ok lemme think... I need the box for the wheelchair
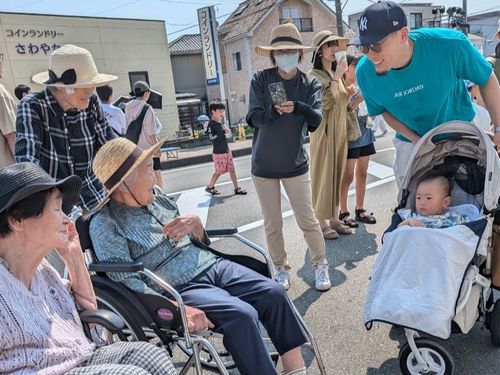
[76,214,326,374]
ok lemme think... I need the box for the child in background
[205,101,247,196]
[398,171,479,228]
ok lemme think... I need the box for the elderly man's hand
[184,305,214,332]
[163,215,204,242]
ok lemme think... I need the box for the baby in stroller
[397,171,480,229]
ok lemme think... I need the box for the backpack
[125,103,150,144]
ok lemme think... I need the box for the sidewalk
[160,138,253,169]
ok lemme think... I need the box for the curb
[161,146,253,169]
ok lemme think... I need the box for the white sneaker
[315,265,331,291]
[274,266,290,290]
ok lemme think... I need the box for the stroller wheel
[399,338,454,375]
[489,299,500,346]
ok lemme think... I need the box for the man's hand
[163,215,204,242]
[398,218,425,228]
[274,101,295,115]
[184,305,214,332]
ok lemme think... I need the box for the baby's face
[415,180,451,216]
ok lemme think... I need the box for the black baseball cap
[349,1,407,46]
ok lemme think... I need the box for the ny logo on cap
[393,21,399,27]
[359,16,368,32]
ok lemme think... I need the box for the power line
[94,0,142,16]
[7,0,45,11]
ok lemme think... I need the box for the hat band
[104,147,142,190]
[316,34,334,48]
[45,68,77,85]
[271,36,303,46]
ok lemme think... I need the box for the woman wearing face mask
[247,21,331,292]
[308,30,355,239]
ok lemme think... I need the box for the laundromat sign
[5,28,63,55]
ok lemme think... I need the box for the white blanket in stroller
[364,223,480,339]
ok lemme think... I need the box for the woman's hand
[55,221,82,262]
[333,59,348,81]
[163,215,205,242]
[184,305,214,332]
[274,101,295,115]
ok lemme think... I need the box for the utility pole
[462,0,467,22]
[334,0,344,36]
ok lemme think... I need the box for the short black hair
[96,85,113,103]
[495,41,500,58]
[0,188,56,238]
[14,84,31,100]
[209,101,226,114]
[347,54,360,66]
[417,171,453,196]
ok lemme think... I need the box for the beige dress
[308,68,348,220]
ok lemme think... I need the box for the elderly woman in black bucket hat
[246,20,330,292]
[0,162,176,374]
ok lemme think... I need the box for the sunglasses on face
[274,49,299,56]
[358,34,391,54]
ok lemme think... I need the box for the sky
[0,0,498,41]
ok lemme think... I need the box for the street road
[162,132,500,375]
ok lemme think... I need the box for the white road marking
[367,160,394,179]
[176,187,211,227]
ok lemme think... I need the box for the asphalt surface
[162,132,500,375]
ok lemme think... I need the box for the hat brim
[312,35,349,62]
[255,44,315,57]
[347,34,390,47]
[90,137,167,212]
[1,174,82,215]
[31,71,118,88]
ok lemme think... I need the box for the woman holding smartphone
[308,30,355,239]
[247,20,331,292]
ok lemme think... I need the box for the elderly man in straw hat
[90,137,310,375]
[15,44,117,212]
[246,20,331,291]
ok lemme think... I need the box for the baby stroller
[364,121,500,375]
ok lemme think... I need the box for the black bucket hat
[0,163,81,215]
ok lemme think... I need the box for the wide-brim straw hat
[92,137,167,210]
[255,20,314,57]
[32,44,117,88]
[311,30,349,62]
[0,162,81,215]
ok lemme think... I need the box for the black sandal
[339,211,359,228]
[234,187,247,195]
[205,186,221,195]
[355,208,376,224]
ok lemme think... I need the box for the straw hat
[311,30,349,62]
[32,44,117,88]
[92,137,166,207]
[0,162,81,215]
[255,20,314,57]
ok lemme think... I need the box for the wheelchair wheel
[399,338,455,375]
[489,299,500,346]
[95,289,148,342]
[177,333,237,370]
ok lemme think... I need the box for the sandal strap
[355,208,366,216]
[339,211,351,221]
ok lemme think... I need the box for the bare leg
[339,159,357,215]
[207,173,220,189]
[354,156,370,210]
[229,170,239,189]
[281,347,306,373]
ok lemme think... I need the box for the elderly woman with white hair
[0,162,176,374]
[15,44,117,212]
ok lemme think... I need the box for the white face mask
[274,52,299,73]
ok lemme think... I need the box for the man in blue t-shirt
[350,1,500,188]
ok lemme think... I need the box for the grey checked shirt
[15,88,115,210]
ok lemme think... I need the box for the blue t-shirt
[356,28,492,142]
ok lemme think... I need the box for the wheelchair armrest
[88,262,144,273]
[79,309,125,332]
[205,228,238,236]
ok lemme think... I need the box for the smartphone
[268,82,287,105]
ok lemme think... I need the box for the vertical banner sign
[198,6,219,85]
